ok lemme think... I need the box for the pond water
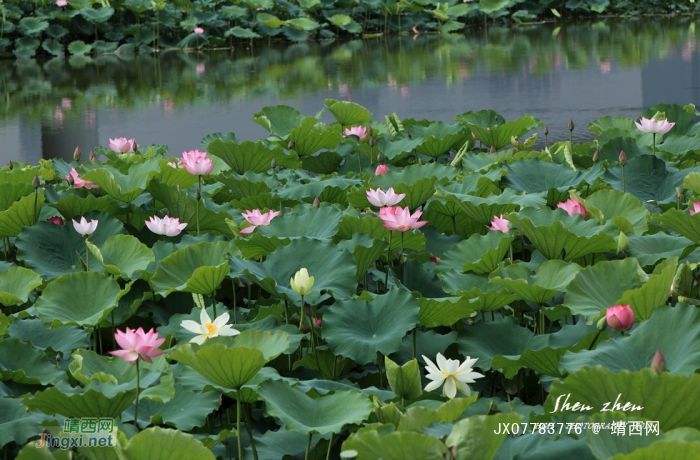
[1,17,698,165]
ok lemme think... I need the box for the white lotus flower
[422,353,484,399]
[181,309,240,345]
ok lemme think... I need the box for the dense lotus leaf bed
[1,100,700,458]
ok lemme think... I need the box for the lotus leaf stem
[237,391,243,460]
[134,360,140,429]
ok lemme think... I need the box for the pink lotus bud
[543,126,549,135]
[32,175,40,189]
[369,137,375,147]
[89,149,97,161]
[8,161,13,170]
[377,151,383,162]
[557,198,588,219]
[606,304,634,332]
[619,149,627,166]
[313,197,321,208]
[592,149,600,162]
[314,317,322,327]
[651,349,667,374]
[194,27,204,35]
[73,146,81,162]
[568,119,574,132]
[375,164,389,176]
[46,216,64,225]
[690,202,700,216]
[271,157,277,169]
[430,256,440,264]
[489,145,496,153]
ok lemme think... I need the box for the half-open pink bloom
[56,0,67,7]
[194,27,204,35]
[65,168,99,189]
[109,327,165,365]
[635,117,675,135]
[366,187,406,207]
[557,198,588,219]
[344,126,368,141]
[47,216,64,225]
[606,305,634,332]
[379,206,428,232]
[240,209,281,234]
[181,149,213,176]
[375,164,389,176]
[145,215,188,237]
[690,202,700,216]
[72,217,98,236]
[486,214,510,233]
[109,137,135,153]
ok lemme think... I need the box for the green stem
[233,283,238,324]
[652,133,656,156]
[378,352,384,388]
[299,294,305,331]
[211,290,217,318]
[357,150,362,174]
[412,328,417,359]
[399,231,404,260]
[305,433,312,460]
[85,237,90,271]
[385,231,393,290]
[588,329,602,350]
[245,404,259,460]
[326,433,334,460]
[135,360,140,429]
[111,311,115,349]
[237,392,243,460]
[621,165,626,193]
[196,175,201,236]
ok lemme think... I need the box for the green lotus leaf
[150,241,232,297]
[446,413,522,460]
[610,440,700,459]
[50,193,124,220]
[294,347,354,380]
[323,287,420,364]
[543,367,700,431]
[41,39,64,57]
[252,105,306,139]
[562,258,646,320]
[490,260,581,305]
[497,425,592,458]
[477,0,511,14]
[286,17,319,31]
[229,329,290,360]
[0,266,42,306]
[327,14,352,27]
[337,214,426,252]
[374,162,457,187]
[604,156,696,204]
[628,233,699,267]
[33,271,124,328]
[0,397,52,449]
[24,383,137,418]
[80,7,114,23]
[226,26,261,39]
[458,317,549,370]
[122,426,215,460]
[408,122,469,159]
[258,205,343,241]
[67,40,93,56]
[87,234,154,280]
[0,192,44,238]
[342,424,447,459]
[81,159,161,202]
[234,232,289,259]
[507,207,618,261]
[277,176,359,202]
[148,180,234,237]
[560,302,700,376]
[348,177,438,211]
[0,182,34,211]
[0,338,65,385]
[337,233,387,279]
[598,136,646,163]
[449,232,515,275]
[288,117,342,157]
[459,114,541,150]
[585,189,649,235]
[19,17,49,36]
[418,296,476,328]
[505,159,605,194]
[654,208,700,244]
[128,385,219,431]
[385,357,422,402]
[208,139,298,174]
[424,199,481,238]
[325,99,372,126]
[376,137,423,162]
[301,151,343,174]
[441,187,545,224]
[437,271,517,311]
[258,379,372,435]
[617,258,676,321]
[7,319,89,355]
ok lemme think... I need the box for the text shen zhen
[549,393,644,414]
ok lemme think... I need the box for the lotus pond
[1,100,700,459]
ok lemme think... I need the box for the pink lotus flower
[72,217,98,236]
[56,0,67,7]
[344,126,368,141]
[430,256,440,264]
[606,304,634,332]
[375,164,389,176]
[240,209,281,234]
[557,198,588,219]
[690,202,700,216]
[109,137,135,153]
[47,216,64,225]
[145,215,188,236]
[379,206,428,232]
[635,117,675,135]
[194,27,204,35]
[109,327,165,365]
[366,187,406,207]
[65,168,99,189]
[181,149,214,176]
[486,214,510,233]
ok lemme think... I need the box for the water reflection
[1,18,698,164]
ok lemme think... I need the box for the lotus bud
[489,145,496,154]
[8,161,13,170]
[592,149,600,162]
[672,262,693,298]
[606,304,634,332]
[195,188,201,201]
[89,149,97,161]
[369,136,375,147]
[651,349,667,374]
[543,126,549,136]
[73,146,81,162]
[368,127,374,137]
[676,187,684,200]
[312,196,320,208]
[288,140,294,150]
[617,231,630,254]
[32,174,41,189]
[596,316,607,331]
[568,119,574,132]
[376,151,383,162]
[271,158,277,169]
[471,132,478,141]
[619,150,627,166]
[314,317,322,327]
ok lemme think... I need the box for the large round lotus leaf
[82,158,161,203]
[0,397,52,449]
[23,383,137,418]
[441,187,545,225]
[33,271,123,328]
[603,155,692,204]
[258,205,343,241]
[127,385,219,432]
[489,260,580,305]
[69,350,167,391]
[446,413,521,460]
[418,297,476,328]
[150,241,232,297]
[7,318,89,355]
[324,98,372,126]
[87,234,154,280]
[261,238,357,304]
[0,338,65,385]
[16,214,124,280]
[563,258,645,319]
[507,207,618,261]
[505,159,605,194]
[342,424,447,460]
[654,208,700,243]
[440,231,514,275]
[323,287,420,364]
[0,192,44,238]
[585,189,649,235]
[544,367,700,431]
[258,379,373,435]
[123,426,215,460]
[252,104,305,138]
[0,266,42,306]
[560,302,700,376]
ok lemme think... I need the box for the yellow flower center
[204,322,218,336]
